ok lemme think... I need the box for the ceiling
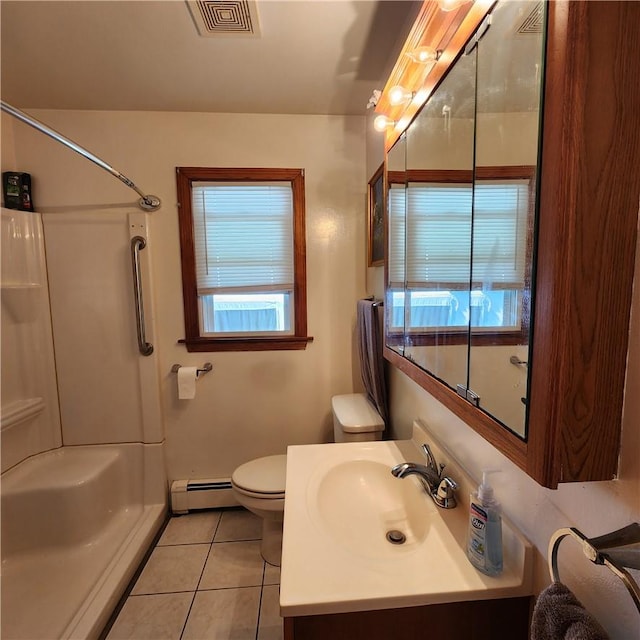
[0,0,421,116]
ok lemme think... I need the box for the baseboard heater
[170,478,239,514]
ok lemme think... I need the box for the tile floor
[104,509,282,640]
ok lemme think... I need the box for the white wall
[366,111,385,299]
[1,112,17,169]
[9,109,368,480]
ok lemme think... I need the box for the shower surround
[1,207,167,638]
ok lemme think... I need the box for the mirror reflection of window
[389,173,531,333]
[384,0,546,438]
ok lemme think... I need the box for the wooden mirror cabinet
[379,0,640,488]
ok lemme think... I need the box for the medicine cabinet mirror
[386,0,542,439]
[382,0,640,488]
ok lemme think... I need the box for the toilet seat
[231,454,286,499]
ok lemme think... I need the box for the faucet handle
[421,443,436,466]
[434,476,458,509]
[421,443,444,477]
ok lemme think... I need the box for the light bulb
[438,0,469,12]
[373,115,394,132]
[388,85,413,106]
[405,46,439,64]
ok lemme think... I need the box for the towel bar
[549,524,640,614]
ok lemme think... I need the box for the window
[387,167,534,337]
[176,167,312,351]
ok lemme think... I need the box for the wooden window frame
[176,167,312,352]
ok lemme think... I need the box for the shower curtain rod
[1,101,161,212]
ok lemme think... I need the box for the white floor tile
[214,509,262,542]
[104,508,278,639]
[158,512,221,546]
[257,584,283,640]
[199,540,264,589]
[181,587,261,640]
[263,562,280,586]
[106,592,193,640]
[131,544,210,595]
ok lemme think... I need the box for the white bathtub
[1,444,167,640]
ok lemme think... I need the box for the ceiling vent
[516,2,544,34]
[187,0,261,37]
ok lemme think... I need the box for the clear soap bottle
[467,470,503,576]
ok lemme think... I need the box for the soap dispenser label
[471,502,488,526]
[468,502,488,563]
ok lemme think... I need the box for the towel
[356,299,388,427]
[531,582,610,640]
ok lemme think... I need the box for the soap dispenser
[467,470,503,576]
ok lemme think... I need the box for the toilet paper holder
[171,362,213,378]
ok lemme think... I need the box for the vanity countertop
[280,428,533,617]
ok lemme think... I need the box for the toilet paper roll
[177,366,198,400]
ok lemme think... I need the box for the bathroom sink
[281,427,533,617]
[308,458,430,559]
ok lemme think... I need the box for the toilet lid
[231,454,287,495]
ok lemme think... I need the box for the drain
[386,529,406,545]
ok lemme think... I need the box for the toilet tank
[331,393,385,442]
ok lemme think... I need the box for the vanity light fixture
[388,85,416,107]
[438,0,471,11]
[405,46,442,64]
[373,115,397,132]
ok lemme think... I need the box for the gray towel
[531,582,610,640]
[356,299,388,427]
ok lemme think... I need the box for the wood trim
[291,169,308,338]
[175,167,311,352]
[406,169,472,183]
[285,596,532,640]
[180,335,313,352]
[388,331,527,348]
[368,163,385,267]
[403,166,535,183]
[527,0,640,485]
[385,345,528,465]
[176,167,200,342]
[283,617,295,640]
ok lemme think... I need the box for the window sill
[180,335,314,352]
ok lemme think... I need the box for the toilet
[230,393,385,566]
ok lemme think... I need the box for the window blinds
[192,183,294,295]
[388,179,529,289]
[472,181,529,287]
[406,183,473,287]
[388,184,406,286]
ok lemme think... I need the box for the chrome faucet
[391,443,458,509]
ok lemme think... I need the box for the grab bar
[130,236,153,356]
[1,101,161,212]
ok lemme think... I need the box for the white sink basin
[309,458,429,559]
[281,430,533,617]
